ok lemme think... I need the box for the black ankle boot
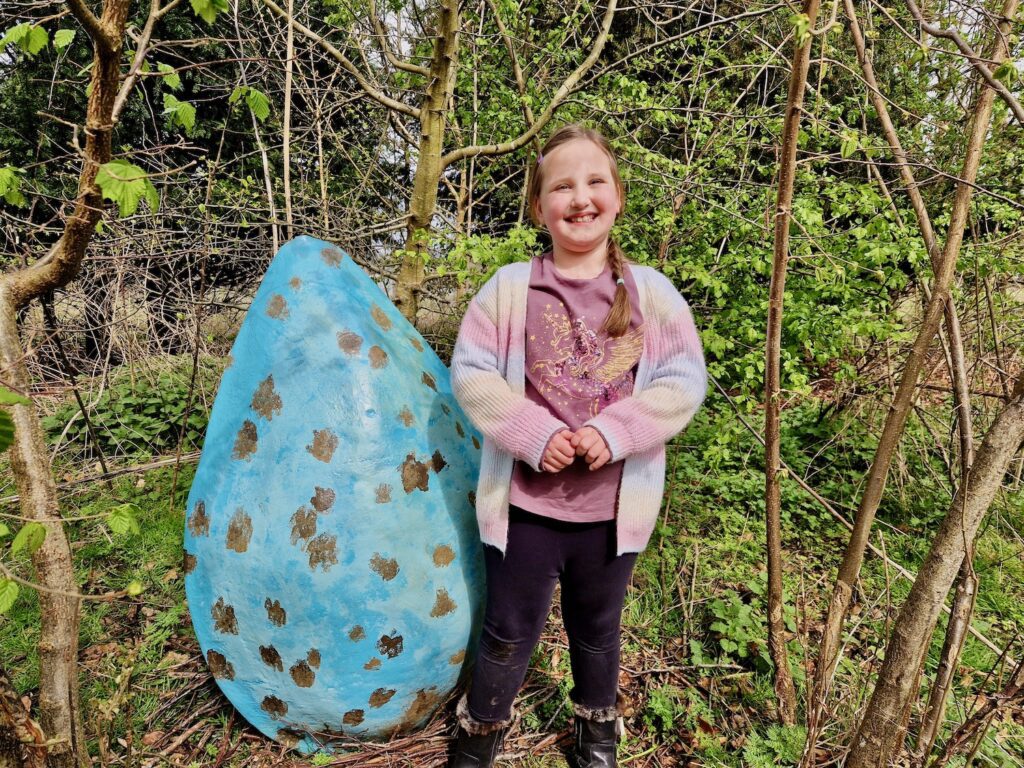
[448,695,510,768]
[448,726,507,767]
[571,712,619,768]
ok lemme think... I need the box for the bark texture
[0,2,132,766]
[846,376,1024,768]
[762,0,820,727]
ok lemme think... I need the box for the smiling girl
[448,124,707,767]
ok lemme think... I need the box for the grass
[2,388,1023,766]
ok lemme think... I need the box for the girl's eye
[590,178,606,185]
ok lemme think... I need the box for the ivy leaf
[11,522,47,555]
[190,0,228,24]
[157,62,181,91]
[96,159,159,217]
[163,93,196,133]
[107,504,141,536]
[0,580,18,614]
[53,29,75,50]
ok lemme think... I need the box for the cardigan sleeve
[451,276,569,471]
[583,273,707,462]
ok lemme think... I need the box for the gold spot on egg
[455,421,465,438]
[232,420,258,460]
[376,632,403,659]
[449,649,466,665]
[321,246,344,266]
[422,372,437,391]
[311,487,336,512]
[260,645,283,671]
[431,450,447,473]
[265,598,287,626]
[307,648,321,668]
[375,484,392,503]
[472,436,480,450]
[397,407,414,427]
[370,553,399,581]
[369,688,396,708]
[225,508,252,553]
[212,598,238,634]
[307,534,338,571]
[337,330,363,355]
[187,500,209,536]
[343,709,364,726]
[290,506,317,545]
[368,346,389,369]
[251,375,283,420]
[371,305,392,331]
[468,491,476,507]
[207,650,234,679]
[431,588,457,617]
[433,545,455,567]
[410,337,424,352]
[289,276,302,290]
[364,658,381,670]
[266,294,289,319]
[399,688,441,730]
[261,695,288,719]
[290,660,315,688]
[349,625,366,642]
[306,429,338,462]
[400,454,430,494]
[440,404,450,415]
[183,552,197,574]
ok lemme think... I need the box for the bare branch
[367,0,430,77]
[440,0,619,167]
[261,0,421,119]
[904,0,1024,124]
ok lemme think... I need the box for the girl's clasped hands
[540,426,610,473]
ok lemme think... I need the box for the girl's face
[533,139,622,263]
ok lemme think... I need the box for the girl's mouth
[566,214,596,223]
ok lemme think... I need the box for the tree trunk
[806,0,1015,743]
[0,2,133,766]
[763,0,820,727]
[846,376,1024,768]
[394,0,460,322]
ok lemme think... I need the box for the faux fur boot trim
[572,700,620,723]
[456,693,514,735]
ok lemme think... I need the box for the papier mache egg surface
[184,236,485,752]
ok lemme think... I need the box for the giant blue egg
[184,236,485,752]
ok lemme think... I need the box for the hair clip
[615,277,625,286]
[536,153,544,165]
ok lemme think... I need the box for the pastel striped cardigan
[451,259,707,555]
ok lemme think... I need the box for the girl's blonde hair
[527,124,631,338]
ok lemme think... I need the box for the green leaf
[157,62,181,90]
[11,522,46,555]
[0,386,30,406]
[1,23,48,56]
[95,159,159,217]
[190,0,228,24]
[126,580,144,597]
[0,166,27,206]
[53,28,75,50]
[245,88,271,122]
[0,523,10,538]
[790,13,811,47]
[840,131,859,159]
[993,60,1018,85]
[163,93,196,132]
[0,580,18,614]
[0,411,14,452]
[107,504,141,536]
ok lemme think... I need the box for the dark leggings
[466,506,638,723]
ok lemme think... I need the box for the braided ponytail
[601,239,631,337]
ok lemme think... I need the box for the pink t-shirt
[509,254,645,522]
